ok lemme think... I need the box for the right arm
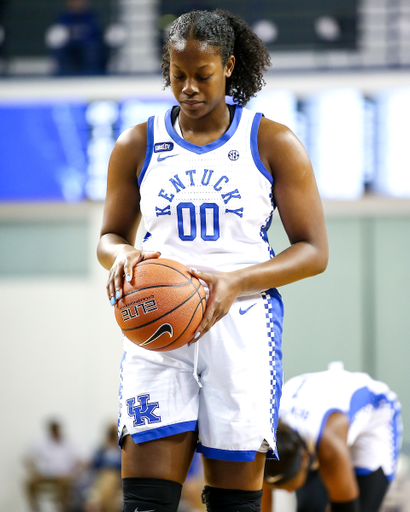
[97,122,160,303]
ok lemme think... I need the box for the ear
[225,55,235,78]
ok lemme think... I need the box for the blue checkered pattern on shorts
[262,290,276,433]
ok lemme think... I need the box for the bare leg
[55,477,73,512]
[26,477,41,512]
[203,451,267,490]
[122,431,198,484]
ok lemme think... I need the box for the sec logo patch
[228,150,240,161]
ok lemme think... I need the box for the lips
[182,101,203,108]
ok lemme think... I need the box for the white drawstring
[193,339,202,388]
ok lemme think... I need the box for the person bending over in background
[264,363,402,512]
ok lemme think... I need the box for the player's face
[169,39,234,119]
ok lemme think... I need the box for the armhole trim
[315,408,345,451]
[250,113,273,185]
[138,115,155,187]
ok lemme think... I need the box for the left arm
[192,118,328,338]
[317,412,359,503]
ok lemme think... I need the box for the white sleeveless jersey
[279,367,402,480]
[138,106,275,274]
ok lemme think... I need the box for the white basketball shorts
[118,288,284,462]
[349,396,402,481]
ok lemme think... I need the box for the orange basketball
[114,258,206,351]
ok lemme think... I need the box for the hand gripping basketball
[114,258,206,351]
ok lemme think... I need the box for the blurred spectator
[0,0,8,72]
[45,0,107,75]
[24,419,82,512]
[158,0,212,56]
[84,423,122,512]
[178,452,206,512]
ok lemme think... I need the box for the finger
[123,262,135,284]
[141,251,162,261]
[190,318,214,343]
[190,267,209,280]
[113,262,126,303]
[124,251,161,283]
[124,251,145,281]
[193,301,216,338]
[107,268,116,305]
[187,333,199,346]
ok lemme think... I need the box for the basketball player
[97,9,328,512]
[264,363,402,512]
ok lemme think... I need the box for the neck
[179,100,230,137]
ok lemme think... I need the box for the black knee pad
[201,485,263,512]
[123,477,182,512]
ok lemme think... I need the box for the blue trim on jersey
[260,212,275,259]
[316,408,344,451]
[390,402,402,481]
[355,467,372,476]
[130,420,197,444]
[138,115,155,186]
[117,351,126,445]
[164,105,243,154]
[197,443,257,462]
[142,231,152,243]
[262,288,284,460]
[349,387,388,419]
[250,113,274,189]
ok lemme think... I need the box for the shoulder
[258,116,307,159]
[256,115,313,181]
[109,121,148,175]
[116,121,148,153]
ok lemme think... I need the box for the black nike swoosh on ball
[139,324,173,346]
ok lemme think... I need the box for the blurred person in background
[45,0,107,75]
[24,418,83,512]
[158,0,212,56]
[264,363,402,512]
[0,0,8,73]
[84,422,122,512]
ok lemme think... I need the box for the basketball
[114,258,206,351]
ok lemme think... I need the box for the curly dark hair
[161,9,271,106]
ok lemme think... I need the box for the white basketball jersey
[138,106,275,273]
[279,367,402,480]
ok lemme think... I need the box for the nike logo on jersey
[239,303,257,315]
[140,323,173,346]
[157,153,178,162]
[134,508,154,512]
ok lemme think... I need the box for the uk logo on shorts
[228,149,240,161]
[126,394,161,426]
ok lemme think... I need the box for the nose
[182,78,199,96]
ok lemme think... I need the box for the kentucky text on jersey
[156,169,244,219]
[139,106,274,273]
